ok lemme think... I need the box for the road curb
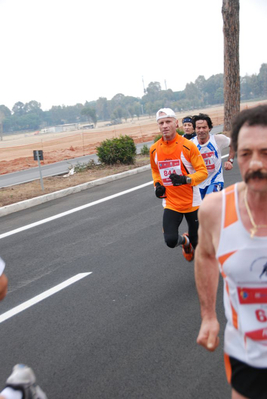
[0,165,151,218]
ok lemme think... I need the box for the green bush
[140,144,150,155]
[154,134,162,143]
[96,135,136,165]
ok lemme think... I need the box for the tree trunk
[222,0,240,132]
[0,111,4,141]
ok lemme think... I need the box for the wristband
[186,176,192,184]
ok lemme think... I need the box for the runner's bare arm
[149,147,162,185]
[224,141,235,170]
[195,193,222,351]
[0,274,8,301]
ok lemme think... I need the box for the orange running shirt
[150,134,208,213]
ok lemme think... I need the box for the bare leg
[232,388,249,399]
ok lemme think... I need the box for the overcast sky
[0,0,266,111]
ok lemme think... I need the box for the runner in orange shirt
[150,108,208,262]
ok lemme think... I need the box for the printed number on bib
[256,309,267,323]
[202,151,215,172]
[158,160,181,186]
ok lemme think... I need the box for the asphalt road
[0,160,241,398]
[0,142,150,188]
[0,125,223,188]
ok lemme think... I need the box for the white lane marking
[0,182,153,239]
[0,273,92,324]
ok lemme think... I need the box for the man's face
[237,124,267,193]
[157,115,178,141]
[183,122,194,135]
[195,120,211,144]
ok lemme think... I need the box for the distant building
[79,123,94,129]
[40,123,79,134]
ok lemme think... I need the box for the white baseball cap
[156,108,176,122]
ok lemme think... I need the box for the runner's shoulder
[183,138,198,151]
[150,140,159,154]
[199,191,223,221]
[214,133,230,147]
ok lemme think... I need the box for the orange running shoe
[182,233,194,262]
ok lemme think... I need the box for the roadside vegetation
[96,135,136,165]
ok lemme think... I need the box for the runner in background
[0,364,47,399]
[0,257,8,301]
[0,259,47,399]
[150,108,207,262]
[191,113,235,199]
[182,116,196,140]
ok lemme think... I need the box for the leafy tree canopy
[2,64,266,133]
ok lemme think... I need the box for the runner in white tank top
[192,113,234,199]
[217,183,267,368]
[192,134,230,192]
[194,104,267,399]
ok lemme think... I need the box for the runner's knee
[164,234,178,248]
[164,234,185,248]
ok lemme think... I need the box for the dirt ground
[1,101,266,175]
[0,103,225,174]
[1,100,266,207]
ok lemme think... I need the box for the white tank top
[216,184,267,367]
[192,135,224,189]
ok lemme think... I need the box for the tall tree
[258,63,267,97]
[81,107,97,126]
[24,100,42,114]
[222,0,240,131]
[12,101,25,116]
[96,97,110,121]
[146,82,161,95]
[0,105,11,118]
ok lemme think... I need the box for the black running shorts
[224,354,267,399]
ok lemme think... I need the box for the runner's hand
[196,318,220,352]
[169,174,186,186]
[155,183,166,198]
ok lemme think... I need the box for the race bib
[202,151,215,173]
[158,160,181,186]
[237,286,267,342]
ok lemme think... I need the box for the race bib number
[158,160,181,186]
[202,151,215,172]
[237,286,267,341]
